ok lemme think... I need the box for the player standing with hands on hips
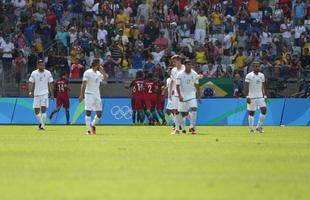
[244,61,267,134]
[79,59,109,135]
[28,60,54,131]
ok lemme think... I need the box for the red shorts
[57,94,69,109]
[156,95,165,110]
[133,95,144,110]
[144,94,157,109]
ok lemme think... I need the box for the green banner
[199,78,234,97]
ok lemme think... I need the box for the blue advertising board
[0,97,309,126]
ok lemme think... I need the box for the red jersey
[130,79,144,97]
[144,79,159,95]
[56,78,69,96]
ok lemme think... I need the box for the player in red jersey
[143,72,159,125]
[156,80,167,125]
[128,71,145,124]
[49,73,70,124]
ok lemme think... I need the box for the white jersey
[29,69,53,96]
[82,68,103,97]
[176,69,199,101]
[171,65,185,97]
[245,72,265,99]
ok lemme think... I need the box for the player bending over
[79,59,108,135]
[244,61,267,133]
[49,73,70,124]
[28,60,54,131]
[176,59,201,134]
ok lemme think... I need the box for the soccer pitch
[0,126,309,200]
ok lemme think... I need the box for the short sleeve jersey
[170,65,185,97]
[176,69,199,101]
[29,69,54,96]
[82,69,103,97]
[245,72,265,98]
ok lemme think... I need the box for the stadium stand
[0,0,309,97]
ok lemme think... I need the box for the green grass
[0,125,310,200]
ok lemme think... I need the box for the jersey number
[58,84,65,92]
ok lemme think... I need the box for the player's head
[37,59,45,72]
[171,54,182,67]
[61,72,68,79]
[91,59,100,70]
[252,61,260,74]
[184,59,192,73]
[136,70,144,79]
[146,72,154,80]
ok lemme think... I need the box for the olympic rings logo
[110,106,132,120]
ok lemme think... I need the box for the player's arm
[99,65,109,80]
[49,82,54,100]
[79,81,86,103]
[169,79,175,100]
[28,82,34,97]
[195,83,201,103]
[244,81,250,104]
[176,78,183,102]
[262,81,267,101]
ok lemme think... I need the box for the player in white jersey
[28,60,54,131]
[176,59,201,134]
[169,55,185,134]
[79,59,108,135]
[244,61,267,133]
[165,67,175,128]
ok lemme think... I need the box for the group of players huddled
[128,55,202,134]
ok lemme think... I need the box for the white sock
[191,111,197,128]
[248,115,254,129]
[188,112,193,128]
[180,116,186,131]
[169,113,175,124]
[257,114,266,128]
[175,113,180,131]
[85,116,91,132]
[36,113,42,125]
[41,113,46,128]
[91,115,101,126]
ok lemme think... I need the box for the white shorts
[166,99,174,110]
[178,98,198,113]
[170,96,180,110]
[33,94,49,108]
[85,94,102,111]
[247,98,266,111]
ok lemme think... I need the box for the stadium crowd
[0,0,309,97]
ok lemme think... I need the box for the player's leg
[247,99,256,133]
[178,101,188,133]
[172,96,181,134]
[257,99,267,133]
[40,94,49,129]
[144,98,153,125]
[49,96,62,120]
[40,106,47,130]
[85,110,92,135]
[90,97,102,134]
[189,107,198,134]
[33,96,42,129]
[157,96,166,125]
[63,97,70,124]
[131,98,137,124]
[166,99,175,128]
[136,97,145,124]
[84,94,92,134]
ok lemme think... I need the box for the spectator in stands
[203,62,217,78]
[137,0,150,22]
[103,52,118,78]
[143,55,155,71]
[0,37,14,80]
[195,9,208,45]
[292,78,310,98]
[233,47,247,77]
[294,20,307,46]
[233,73,243,98]
[57,52,70,78]
[154,31,169,51]
[70,59,83,78]
[300,47,310,78]
[292,0,307,24]
[14,51,27,83]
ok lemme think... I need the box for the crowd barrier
[0,98,309,126]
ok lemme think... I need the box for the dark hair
[92,59,100,66]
